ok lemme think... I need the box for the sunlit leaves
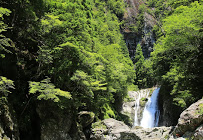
[151,1,203,108]
[0,7,14,57]
[0,76,14,96]
[29,78,71,102]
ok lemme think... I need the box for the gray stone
[0,101,19,140]
[193,124,203,140]
[172,98,203,137]
[37,102,73,140]
[91,118,172,140]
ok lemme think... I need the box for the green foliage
[134,44,154,88]
[101,103,116,119]
[127,84,139,91]
[29,78,71,102]
[91,121,107,130]
[151,1,203,108]
[0,0,134,134]
[134,44,144,87]
[136,4,145,35]
[0,76,14,96]
[0,7,14,58]
[197,103,203,115]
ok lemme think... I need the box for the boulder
[193,124,203,140]
[91,118,132,140]
[131,126,173,140]
[78,111,95,128]
[172,98,203,139]
[37,101,73,140]
[91,118,172,140]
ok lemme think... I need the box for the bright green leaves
[106,0,125,18]
[0,76,14,96]
[71,70,107,92]
[41,14,63,33]
[98,44,135,93]
[163,2,203,35]
[0,7,11,33]
[0,7,14,58]
[0,0,134,121]
[102,103,116,119]
[151,1,203,108]
[29,78,71,102]
[134,44,145,88]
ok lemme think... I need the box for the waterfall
[134,87,160,128]
[140,87,160,128]
[134,89,150,126]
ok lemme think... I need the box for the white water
[140,87,160,128]
[134,89,150,126]
[134,88,160,128]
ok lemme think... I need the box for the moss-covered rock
[78,111,95,128]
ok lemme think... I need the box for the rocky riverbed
[91,98,203,140]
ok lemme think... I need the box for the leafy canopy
[29,78,71,102]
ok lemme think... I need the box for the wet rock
[123,0,156,59]
[121,89,152,126]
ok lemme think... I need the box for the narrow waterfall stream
[134,90,150,126]
[134,88,160,128]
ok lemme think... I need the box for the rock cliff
[123,0,156,60]
[0,100,19,140]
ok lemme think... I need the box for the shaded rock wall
[36,101,87,140]
[0,100,19,140]
[123,0,156,60]
[158,85,183,127]
[36,101,73,140]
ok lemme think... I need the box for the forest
[0,0,202,139]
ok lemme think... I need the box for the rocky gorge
[90,91,203,140]
[1,89,202,140]
[0,0,202,140]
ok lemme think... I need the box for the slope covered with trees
[0,0,137,139]
[0,0,203,139]
[132,0,203,125]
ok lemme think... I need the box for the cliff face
[0,100,19,140]
[123,0,156,60]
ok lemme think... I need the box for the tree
[134,44,145,88]
[0,7,14,58]
[151,1,203,108]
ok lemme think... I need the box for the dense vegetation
[134,0,203,110]
[0,0,202,139]
[0,0,136,138]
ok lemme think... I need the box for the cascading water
[134,87,160,128]
[140,87,160,128]
[134,89,150,126]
